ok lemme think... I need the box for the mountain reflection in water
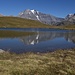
[0,29,75,53]
[20,31,75,45]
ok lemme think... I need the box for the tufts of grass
[0,49,75,75]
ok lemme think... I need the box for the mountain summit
[18,9,64,25]
[56,13,75,26]
[65,13,75,21]
[18,9,40,21]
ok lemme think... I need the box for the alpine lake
[0,28,75,53]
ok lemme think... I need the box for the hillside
[0,17,50,28]
[0,17,75,30]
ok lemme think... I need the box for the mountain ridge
[0,9,75,26]
[18,9,64,25]
[56,13,75,26]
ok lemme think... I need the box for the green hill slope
[0,17,50,28]
[0,17,75,30]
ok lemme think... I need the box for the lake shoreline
[0,27,75,31]
[0,48,75,54]
[0,27,75,30]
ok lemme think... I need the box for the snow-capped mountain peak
[69,14,73,16]
[18,9,64,25]
[65,13,75,21]
[31,10,39,14]
[31,10,35,14]
[68,14,73,17]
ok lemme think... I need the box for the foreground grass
[0,49,75,75]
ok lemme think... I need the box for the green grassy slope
[0,49,75,75]
[0,17,75,30]
[0,17,50,28]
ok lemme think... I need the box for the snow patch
[31,10,35,14]
[31,10,39,15]
[68,14,73,17]
[36,15,40,20]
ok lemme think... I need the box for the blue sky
[0,0,75,18]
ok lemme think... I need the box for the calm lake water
[0,28,75,53]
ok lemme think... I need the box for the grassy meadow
[0,49,75,75]
[0,17,75,30]
[0,17,50,28]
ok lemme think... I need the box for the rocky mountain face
[0,9,75,26]
[18,9,64,25]
[65,14,75,21]
[56,13,75,26]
